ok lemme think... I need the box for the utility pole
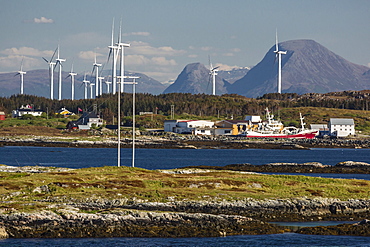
[171,105,174,119]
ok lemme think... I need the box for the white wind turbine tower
[92,54,102,97]
[43,47,58,99]
[89,82,95,99]
[117,19,130,93]
[82,73,90,100]
[15,57,26,95]
[66,63,77,100]
[274,30,287,94]
[55,45,66,100]
[105,76,112,93]
[98,76,105,95]
[208,56,219,95]
[108,18,120,94]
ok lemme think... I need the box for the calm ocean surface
[1,146,370,246]
[1,146,370,180]
[1,234,370,246]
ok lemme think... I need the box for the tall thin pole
[123,76,139,168]
[278,52,282,94]
[132,78,136,168]
[117,82,121,167]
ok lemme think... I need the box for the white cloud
[367,63,370,68]
[78,51,104,60]
[126,55,177,67]
[0,55,42,70]
[188,54,198,58]
[123,32,150,37]
[151,57,177,66]
[1,47,53,57]
[126,54,150,65]
[129,41,185,56]
[33,17,54,24]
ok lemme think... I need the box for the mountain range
[1,39,369,98]
[227,39,370,97]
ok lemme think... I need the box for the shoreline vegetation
[0,165,369,238]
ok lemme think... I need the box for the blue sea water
[1,146,370,169]
[1,146,370,180]
[1,146,370,245]
[1,234,370,246]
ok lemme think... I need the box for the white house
[164,120,214,135]
[67,112,103,130]
[329,118,355,137]
[310,124,330,137]
[12,105,43,118]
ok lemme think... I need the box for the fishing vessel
[239,108,317,139]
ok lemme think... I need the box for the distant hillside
[228,39,370,97]
[163,63,229,95]
[217,67,250,84]
[123,72,166,95]
[0,69,165,99]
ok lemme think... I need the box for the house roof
[329,118,354,125]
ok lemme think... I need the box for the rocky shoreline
[1,135,370,149]
[186,161,370,174]
[0,197,369,238]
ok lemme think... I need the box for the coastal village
[9,104,356,139]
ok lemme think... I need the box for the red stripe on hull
[245,131,317,139]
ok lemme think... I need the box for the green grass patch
[0,166,369,212]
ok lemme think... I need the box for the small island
[0,164,369,238]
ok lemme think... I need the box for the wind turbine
[98,76,105,95]
[15,57,26,95]
[82,73,90,100]
[89,82,95,99]
[107,18,120,94]
[92,54,102,97]
[105,76,112,93]
[116,19,130,93]
[208,56,219,95]
[55,45,66,100]
[273,30,286,94]
[42,47,58,100]
[66,63,77,100]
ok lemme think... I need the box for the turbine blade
[111,18,115,46]
[42,57,49,63]
[50,47,58,61]
[275,29,279,51]
[20,57,24,70]
[206,73,211,93]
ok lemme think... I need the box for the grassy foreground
[0,166,369,212]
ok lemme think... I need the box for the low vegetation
[1,166,369,212]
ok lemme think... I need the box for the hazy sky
[1,0,369,83]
